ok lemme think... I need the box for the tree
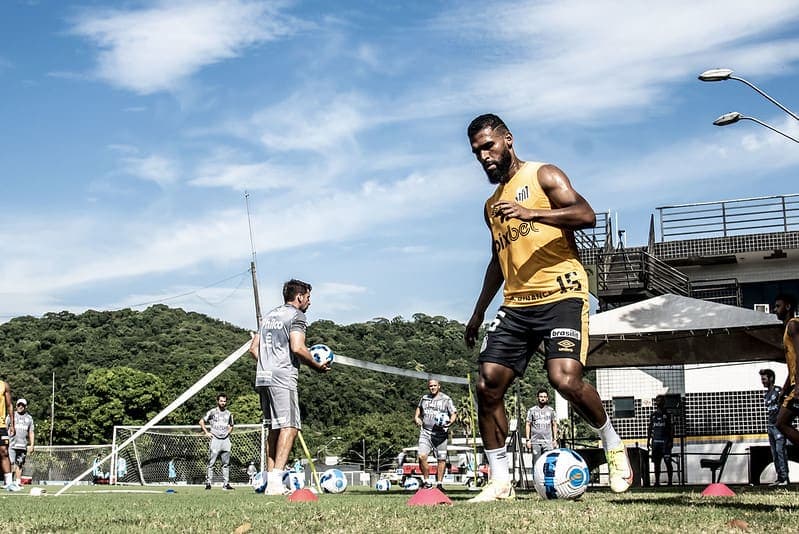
[79,366,167,442]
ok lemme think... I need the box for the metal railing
[576,211,611,251]
[596,249,691,297]
[657,194,799,241]
[690,278,742,307]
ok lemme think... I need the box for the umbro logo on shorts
[551,328,580,340]
[557,339,575,352]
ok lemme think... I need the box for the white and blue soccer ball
[434,411,450,428]
[375,479,391,492]
[283,471,306,491]
[310,344,334,366]
[320,468,347,493]
[402,478,420,491]
[252,470,267,493]
[533,448,590,500]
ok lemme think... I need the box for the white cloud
[71,0,301,94]
[408,0,799,124]
[121,154,180,187]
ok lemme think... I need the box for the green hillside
[0,306,552,466]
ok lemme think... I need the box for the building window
[613,396,635,418]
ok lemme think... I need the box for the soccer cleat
[221,484,234,491]
[205,483,212,490]
[606,445,633,493]
[4,482,22,492]
[466,480,515,503]
[423,481,433,489]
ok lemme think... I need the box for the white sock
[3,473,11,486]
[485,446,511,483]
[595,417,622,451]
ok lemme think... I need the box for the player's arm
[490,164,596,230]
[198,415,211,437]
[448,410,458,427]
[248,331,259,360]
[414,405,423,427]
[28,422,34,453]
[4,383,14,437]
[465,209,505,347]
[646,415,653,449]
[289,330,330,373]
[552,417,558,447]
[790,321,799,395]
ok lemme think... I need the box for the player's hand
[490,200,538,222]
[315,361,331,373]
[27,445,33,454]
[464,312,484,348]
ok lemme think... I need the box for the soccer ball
[434,411,450,428]
[402,478,420,491]
[310,344,334,366]
[533,448,590,500]
[252,470,267,493]
[320,468,347,493]
[283,471,305,491]
[375,479,391,492]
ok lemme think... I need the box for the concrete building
[578,194,799,485]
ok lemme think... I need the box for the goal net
[25,445,112,484]
[112,425,265,485]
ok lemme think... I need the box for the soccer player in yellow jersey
[463,114,632,502]
[775,294,799,449]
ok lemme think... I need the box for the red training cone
[407,487,452,506]
[701,483,736,497]
[288,488,319,502]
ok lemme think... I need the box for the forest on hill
[0,305,557,467]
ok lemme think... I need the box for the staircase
[596,248,691,308]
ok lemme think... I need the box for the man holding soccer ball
[249,279,330,495]
[464,114,632,502]
[414,379,457,490]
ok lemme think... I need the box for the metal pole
[49,372,55,448]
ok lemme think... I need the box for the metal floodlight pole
[713,112,799,144]
[698,68,799,121]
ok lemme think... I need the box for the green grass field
[1,484,797,533]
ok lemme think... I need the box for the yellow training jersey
[0,381,5,427]
[785,317,799,386]
[486,161,588,307]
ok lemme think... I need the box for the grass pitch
[1,484,797,533]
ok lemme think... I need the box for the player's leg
[664,450,674,485]
[266,387,300,495]
[651,448,663,486]
[434,436,448,486]
[544,298,631,493]
[220,448,233,490]
[206,446,220,489]
[8,448,18,484]
[776,400,799,447]
[418,430,433,487]
[773,430,789,483]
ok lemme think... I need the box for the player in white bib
[414,380,457,489]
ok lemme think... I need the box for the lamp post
[712,112,799,144]
[699,68,799,142]
[698,69,799,121]
[317,436,341,461]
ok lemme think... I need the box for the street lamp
[317,437,341,460]
[712,112,799,144]
[698,68,799,121]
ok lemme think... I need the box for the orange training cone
[407,487,452,506]
[288,488,319,502]
[701,483,736,497]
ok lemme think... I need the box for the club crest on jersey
[551,328,581,340]
[515,185,529,202]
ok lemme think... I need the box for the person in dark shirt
[647,395,673,486]
[760,368,788,485]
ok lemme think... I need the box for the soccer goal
[112,425,265,485]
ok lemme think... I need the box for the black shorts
[479,298,588,376]
[0,428,8,448]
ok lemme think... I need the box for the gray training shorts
[257,385,301,429]
[418,429,447,461]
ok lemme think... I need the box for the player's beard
[484,149,513,184]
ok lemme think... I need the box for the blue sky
[2,0,799,330]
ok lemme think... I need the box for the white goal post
[111,424,265,485]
